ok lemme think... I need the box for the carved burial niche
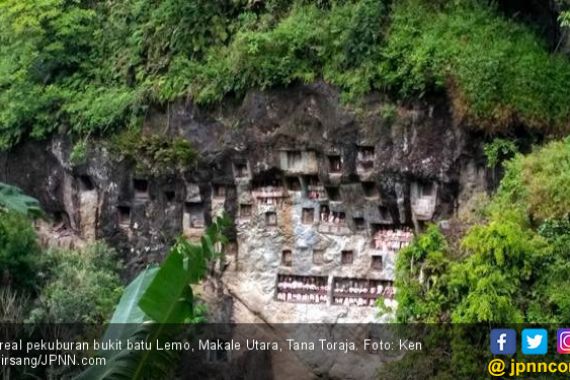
[265,211,277,226]
[302,208,314,224]
[370,223,414,252]
[233,161,249,179]
[117,206,131,227]
[328,155,342,173]
[341,250,354,265]
[362,181,379,199]
[304,175,324,200]
[281,250,293,267]
[164,191,175,202]
[378,206,391,222]
[212,184,226,199]
[420,182,435,197]
[371,256,383,270]
[239,204,252,219]
[79,175,95,192]
[285,176,301,191]
[133,178,149,200]
[353,217,366,231]
[325,186,340,201]
[312,249,324,265]
[184,202,205,229]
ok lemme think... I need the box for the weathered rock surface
[1,82,488,325]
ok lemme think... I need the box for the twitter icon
[522,329,548,355]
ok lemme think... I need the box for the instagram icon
[558,329,570,354]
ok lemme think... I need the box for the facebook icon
[490,329,517,355]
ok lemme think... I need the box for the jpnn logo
[522,329,548,355]
[491,329,516,355]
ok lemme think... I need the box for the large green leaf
[0,183,41,217]
[138,248,193,324]
[110,268,158,325]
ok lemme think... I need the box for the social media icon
[522,329,547,354]
[490,329,516,355]
[557,329,570,354]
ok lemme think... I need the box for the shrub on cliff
[27,243,122,324]
[394,137,570,323]
[0,211,42,292]
[2,0,570,147]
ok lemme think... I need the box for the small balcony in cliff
[252,185,286,205]
[317,207,350,235]
[332,278,395,307]
[370,224,414,254]
[302,175,326,200]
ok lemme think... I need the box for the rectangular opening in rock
[358,146,375,160]
[79,175,95,191]
[304,175,324,199]
[302,208,314,224]
[420,182,435,197]
[378,206,391,221]
[252,173,285,205]
[313,249,324,265]
[133,179,149,199]
[281,250,293,267]
[341,250,354,265]
[362,181,379,198]
[233,162,249,178]
[184,202,205,228]
[117,206,130,227]
[164,191,175,202]
[276,274,328,304]
[328,155,342,173]
[265,211,277,226]
[325,186,340,201]
[285,176,301,191]
[213,184,226,198]
[240,204,252,219]
[371,256,383,270]
[353,217,366,230]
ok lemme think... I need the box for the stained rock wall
[0,82,489,323]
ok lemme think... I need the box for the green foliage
[111,130,197,175]
[80,216,230,380]
[0,212,41,292]
[528,218,570,322]
[395,225,449,322]
[27,243,122,324]
[3,0,570,148]
[488,138,570,222]
[483,138,518,168]
[0,183,42,217]
[449,219,548,323]
[520,138,570,220]
[395,137,570,324]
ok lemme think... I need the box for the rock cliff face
[0,83,489,323]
